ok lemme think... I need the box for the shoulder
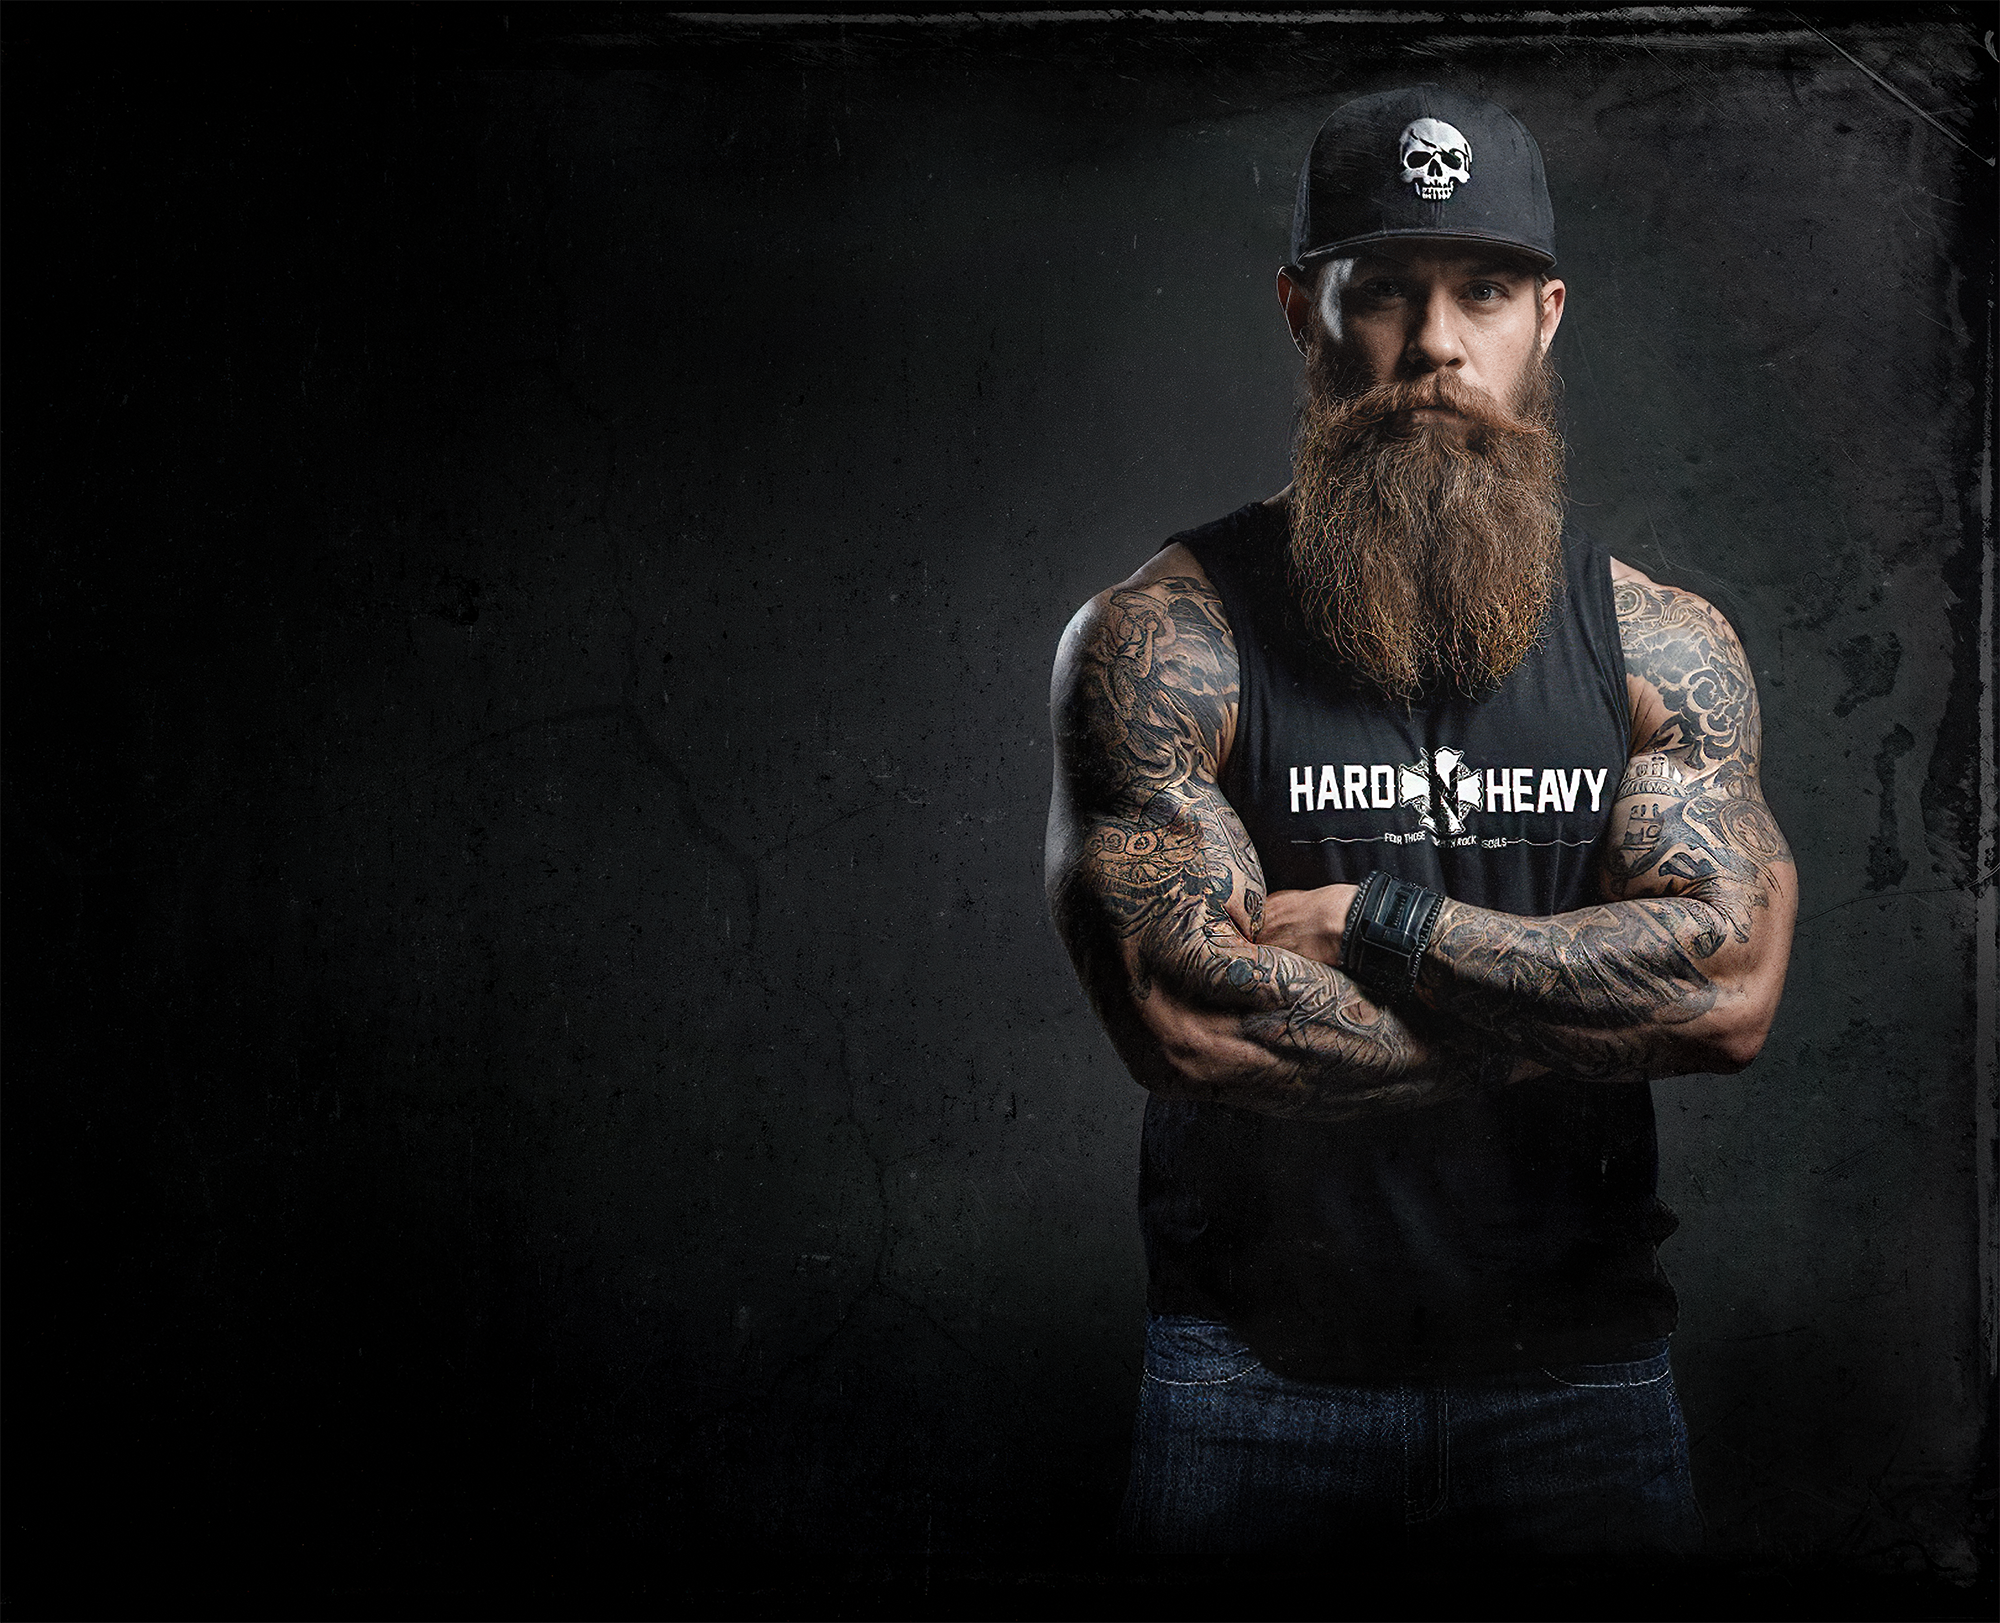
[1054,494,1285,665]
[1609,556,1724,620]
[1050,541,1242,771]
[1607,556,1748,668]
[1607,557,1759,769]
[1053,542,1235,688]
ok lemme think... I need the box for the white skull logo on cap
[1398,118,1471,202]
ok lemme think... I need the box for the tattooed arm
[1400,561,1797,1080]
[1046,544,1508,1120]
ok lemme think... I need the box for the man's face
[1277,240,1571,700]
[1283,244,1565,428]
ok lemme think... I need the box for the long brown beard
[1288,337,1566,701]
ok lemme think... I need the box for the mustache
[1312,368,1554,444]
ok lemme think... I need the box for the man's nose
[1403,288,1465,374]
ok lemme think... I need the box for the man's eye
[1362,281,1404,300]
[1467,283,1503,302]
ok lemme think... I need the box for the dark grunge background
[4,5,1995,1618]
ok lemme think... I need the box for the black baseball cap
[1291,86,1557,271]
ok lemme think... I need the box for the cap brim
[1298,228,1556,271]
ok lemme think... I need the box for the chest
[1222,618,1630,912]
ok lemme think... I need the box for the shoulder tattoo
[1614,577,1760,772]
[1063,573,1238,814]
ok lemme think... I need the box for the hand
[1255,884,1358,966]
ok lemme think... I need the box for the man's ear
[1538,277,1567,352]
[1276,264,1315,357]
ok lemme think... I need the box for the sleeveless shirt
[1138,500,1679,1381]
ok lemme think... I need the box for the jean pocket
[1142,1316,1264,1387]
[1539,1341,1673,1389]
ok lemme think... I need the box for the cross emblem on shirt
[1398,747,1483,837]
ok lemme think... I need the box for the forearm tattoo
[1416,578,1794,1081]
[1049,574,1494,1120]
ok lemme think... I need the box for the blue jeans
[1120,1316,1703,1559]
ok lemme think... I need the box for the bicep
[1594,747,1779,930]
[1046,573,1267,1003]
[1602,579,1796,939]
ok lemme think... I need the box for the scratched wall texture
[4,7,1993,1617]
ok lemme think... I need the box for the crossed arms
[1043,541,1796,1122]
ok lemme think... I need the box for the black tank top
[1138,500,1678,1380]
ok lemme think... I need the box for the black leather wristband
[1341,870,1446,1002]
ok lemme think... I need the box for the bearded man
[1045,87,1795,1560]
